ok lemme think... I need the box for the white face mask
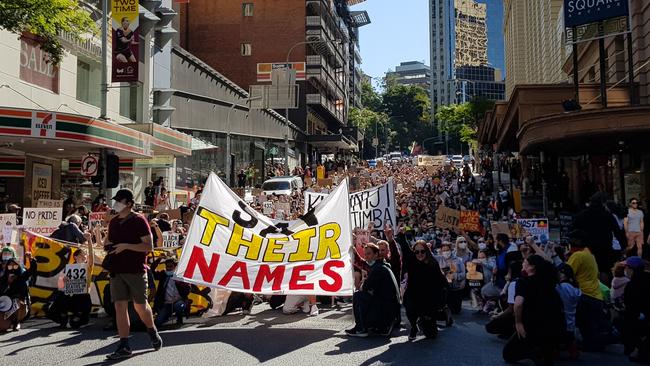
[458,242,467,250]
[113,202,127,213]
[478,243,487,251]
[442,251,451,259]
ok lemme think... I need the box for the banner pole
[100,0,108,120]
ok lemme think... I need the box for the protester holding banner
[104,189,162,360]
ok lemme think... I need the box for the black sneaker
[408,327,418,341]
[106,346,132,360]
[345,328,368,338]
[151,331,163,351]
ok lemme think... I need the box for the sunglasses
[414,250,427,255]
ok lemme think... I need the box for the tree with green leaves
[434,96,495,151]
[381,83,432,152]
[0,0,96,65]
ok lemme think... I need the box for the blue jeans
[155,301,186,326]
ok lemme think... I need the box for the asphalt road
[0,302,634,366]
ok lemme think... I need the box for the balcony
[307,93,345,125]
[306,16,326,29]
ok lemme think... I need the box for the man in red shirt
[105,189,162,360]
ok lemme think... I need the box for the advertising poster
[32,163,52,202]
[111,0,139,82]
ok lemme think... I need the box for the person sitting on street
[485,260,522,339]
[282,295,319,316]
[153,258,191,327]
[47,244,94,329]
[0,257,29,332]
[556,263,582,360]
[346,243,400,337]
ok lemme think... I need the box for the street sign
[81,155,98,177]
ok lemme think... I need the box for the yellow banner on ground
[24,232,211,316]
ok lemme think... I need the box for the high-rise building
[454,0,488,68]
[429,0,504,114]
[177,0,370,164]
[503,0,565,98]
[386,61,431,90]
[476,0,505,79]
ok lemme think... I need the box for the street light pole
[285,38,341,175]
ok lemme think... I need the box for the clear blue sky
[354,1,430,82]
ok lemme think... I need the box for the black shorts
[117,48,133,60]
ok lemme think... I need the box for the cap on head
[625,256,644,271]
[112,189,134,203]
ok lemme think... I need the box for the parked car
[262,176,303,196]
[451,155,463,166]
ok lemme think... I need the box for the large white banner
[304,180,397,231]
[176,173,354,296]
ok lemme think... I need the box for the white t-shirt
[507,280,518,305]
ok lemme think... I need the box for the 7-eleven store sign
[31,111,56,138]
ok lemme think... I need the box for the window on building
[76,58,101,107]
[242,3,254,16]
[241,43,252,56]
[119,84,141,121]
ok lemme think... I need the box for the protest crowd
[0,156,649,365]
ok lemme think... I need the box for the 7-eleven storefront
[0,107,191,208]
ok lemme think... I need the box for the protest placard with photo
[176,173,354,296]
[1,213,17,244]
[64,263,87,295]
[23,207,62,236]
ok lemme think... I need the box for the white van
[261,176,303,196]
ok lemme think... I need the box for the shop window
[76,58,101,107]
[242,3,254,17]
[241,43,252,56]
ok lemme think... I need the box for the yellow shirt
[567,248,603,301]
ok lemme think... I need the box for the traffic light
[106,154,119,188]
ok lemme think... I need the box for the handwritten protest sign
[37,199,64,209]
[459,210,481,232]
[89,212,104,227]
[517,218,549,243]
[435,206,460,230]
[162,232,181,248]
[23,207,62,236]
[64,263,87,295]
[176,173,354,296]
[317,178,333,187]
[304,180,397,231]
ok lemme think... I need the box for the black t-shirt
[115,28,133,52]
[515,276,565,341]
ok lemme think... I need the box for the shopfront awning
[127,123,192,156]
[307,134,358,153]
[0,107,153,159]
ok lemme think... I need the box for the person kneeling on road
[153,258,190,327]
[346,243,400,338]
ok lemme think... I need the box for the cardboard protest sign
[316,165,325,180]
[517,218,550,243]
[37,199,63,209]
[23,207,63,236]
[490,222,511,236]
[304,180,397,231]
[317,178,333,187]
[435,206,460,231]
[159,209,181,220]
[176,173,354,296]
[64,263,88,295]
[88,212,105,227]
[234,188,246,199]
[459,210,481,232]
[276,202,290,214]
[1,213,17,244]
[162,231,181,248]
